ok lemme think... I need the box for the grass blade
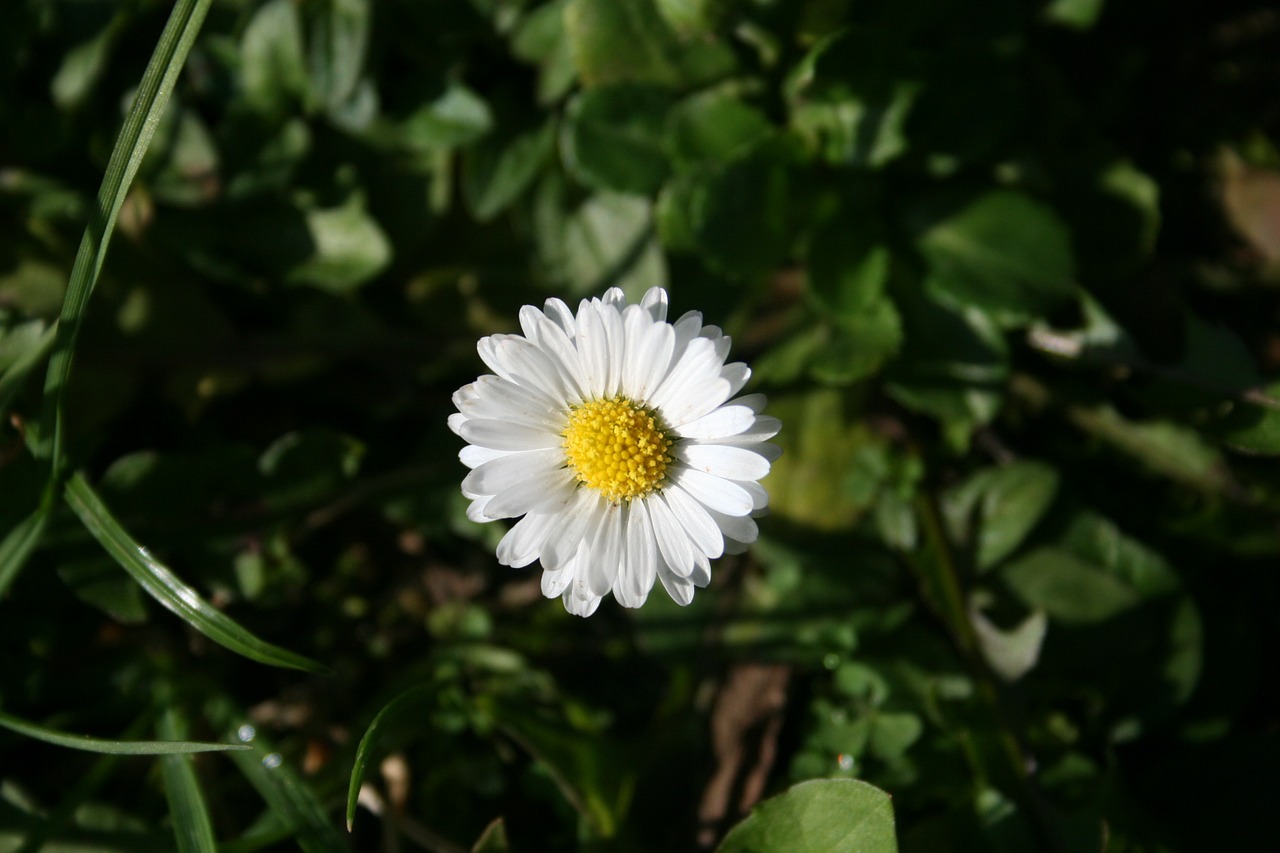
[34,0,212,472]
[207,696,349,853]
[0,508,50,600]
[0,321,55,423]
[345,684,435,830]
[64,472,330,674]
[158,704,218,853]
[0,708,248,756]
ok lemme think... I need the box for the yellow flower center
[562,397,673,503]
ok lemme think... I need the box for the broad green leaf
[64,472,329,674]
[665,90,773,167]
[35,0,213,474]
[145,108,220,207]
[1045,0,1106,30]
[659,139,793,277]
[57,557,148,624]
[789,29,918,169]
[917,190,1077,327]
[764,389,878,531]
[0,709,247,756]
[207,698,347,853]
[562,84,673,194]
[157,706,218,853]
[241,0,311,115]
[943,461,1060,571]
[537,186,666,295]
[654,0,736,35]
[346,684,436,829]
[809,305,903,385]
[463,120,556,222]
[565,0,735,87]
[285,195,392,293]
[808,209,891,317]
[511,0,577,104]
[305,0,370,114]
[1216,384,1280,455]
[51,13,125,110]
[400,82,494,152]
[1001,548,1140,624]
[717,779,898,853]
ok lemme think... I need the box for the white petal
[641,286,668,322]
[563,586,602,617]
[716,415,782,447]
[462,447,562,495]
[542,561,576,598]
[601,287,627,309]
[721,362,751,397]
[483,467,576,519]
[447,412,468,436]
[519,306,588,402]
[624,318,674,402]
[616,500,657,608]
[690,552,712,587]
[459,445,510,469]
[656,556,695,606]
[461,375,564,428]
[542,491,603,570]
[575,299,610,398]
[478,335,569,401]
[497,510,558,567]
[734,479,770,513]
[600,296,625,399]
[706,507,759,547]
[544,298,576,336]
[465,494,497,524]
[586,503,623,597]
[662,484,725,558]
[674,405,755,440]
[647,491,695,578]
[676,444,771,482]
[458,419,561,451]
[672,467,754,517]
[650,337,725,415]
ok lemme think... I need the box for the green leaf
[810,305,903,385]
[240,0,311,115]
[0,507,50,600]
[57,557,148,624]
[64,472,329,674]
[471,818,510,853]
[562,84,673,194]
[565,0,735,87]
[1216,385,1280,454]
[1000,548,1141,625]
[35,0,213,474]
[207,698,348,853]
[788,28,919,169]
[0,709,248,756]
[346,684,437,830]
[50,13,125,110]
[400,82,494,152]
[285,195,392,293]
[665,90,773,167]
[717,778,898,853]
[157,706,218,853]
[304,0,371,114]
[1044,0,1106,30]
[536,186,666,295]
[970,593,1048,681]
[943,461,1060,571]
[511,0,578,104]
[916,190,1077,327]
[659,138,792,277]
[463,119,556,221]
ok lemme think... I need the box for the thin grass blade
[345,684,436,830]
[64,472,330,674]
[158,705,218,853]
[0,508,50,600]
[0,709,249,755]
[207,697,348,853]
[34,0,212,472]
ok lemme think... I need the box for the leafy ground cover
[2,0,1280,850]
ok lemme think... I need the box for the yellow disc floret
[562,397,673,503]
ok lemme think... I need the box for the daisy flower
[449,287,780,617]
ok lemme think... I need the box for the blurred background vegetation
[3,0,1280,850]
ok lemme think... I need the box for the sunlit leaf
[717,779,898,853]
[0,709,247,756]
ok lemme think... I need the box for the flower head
[449,287,780,616]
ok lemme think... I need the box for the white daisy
[449,286,781,617]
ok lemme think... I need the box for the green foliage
[3,0,1280,850]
